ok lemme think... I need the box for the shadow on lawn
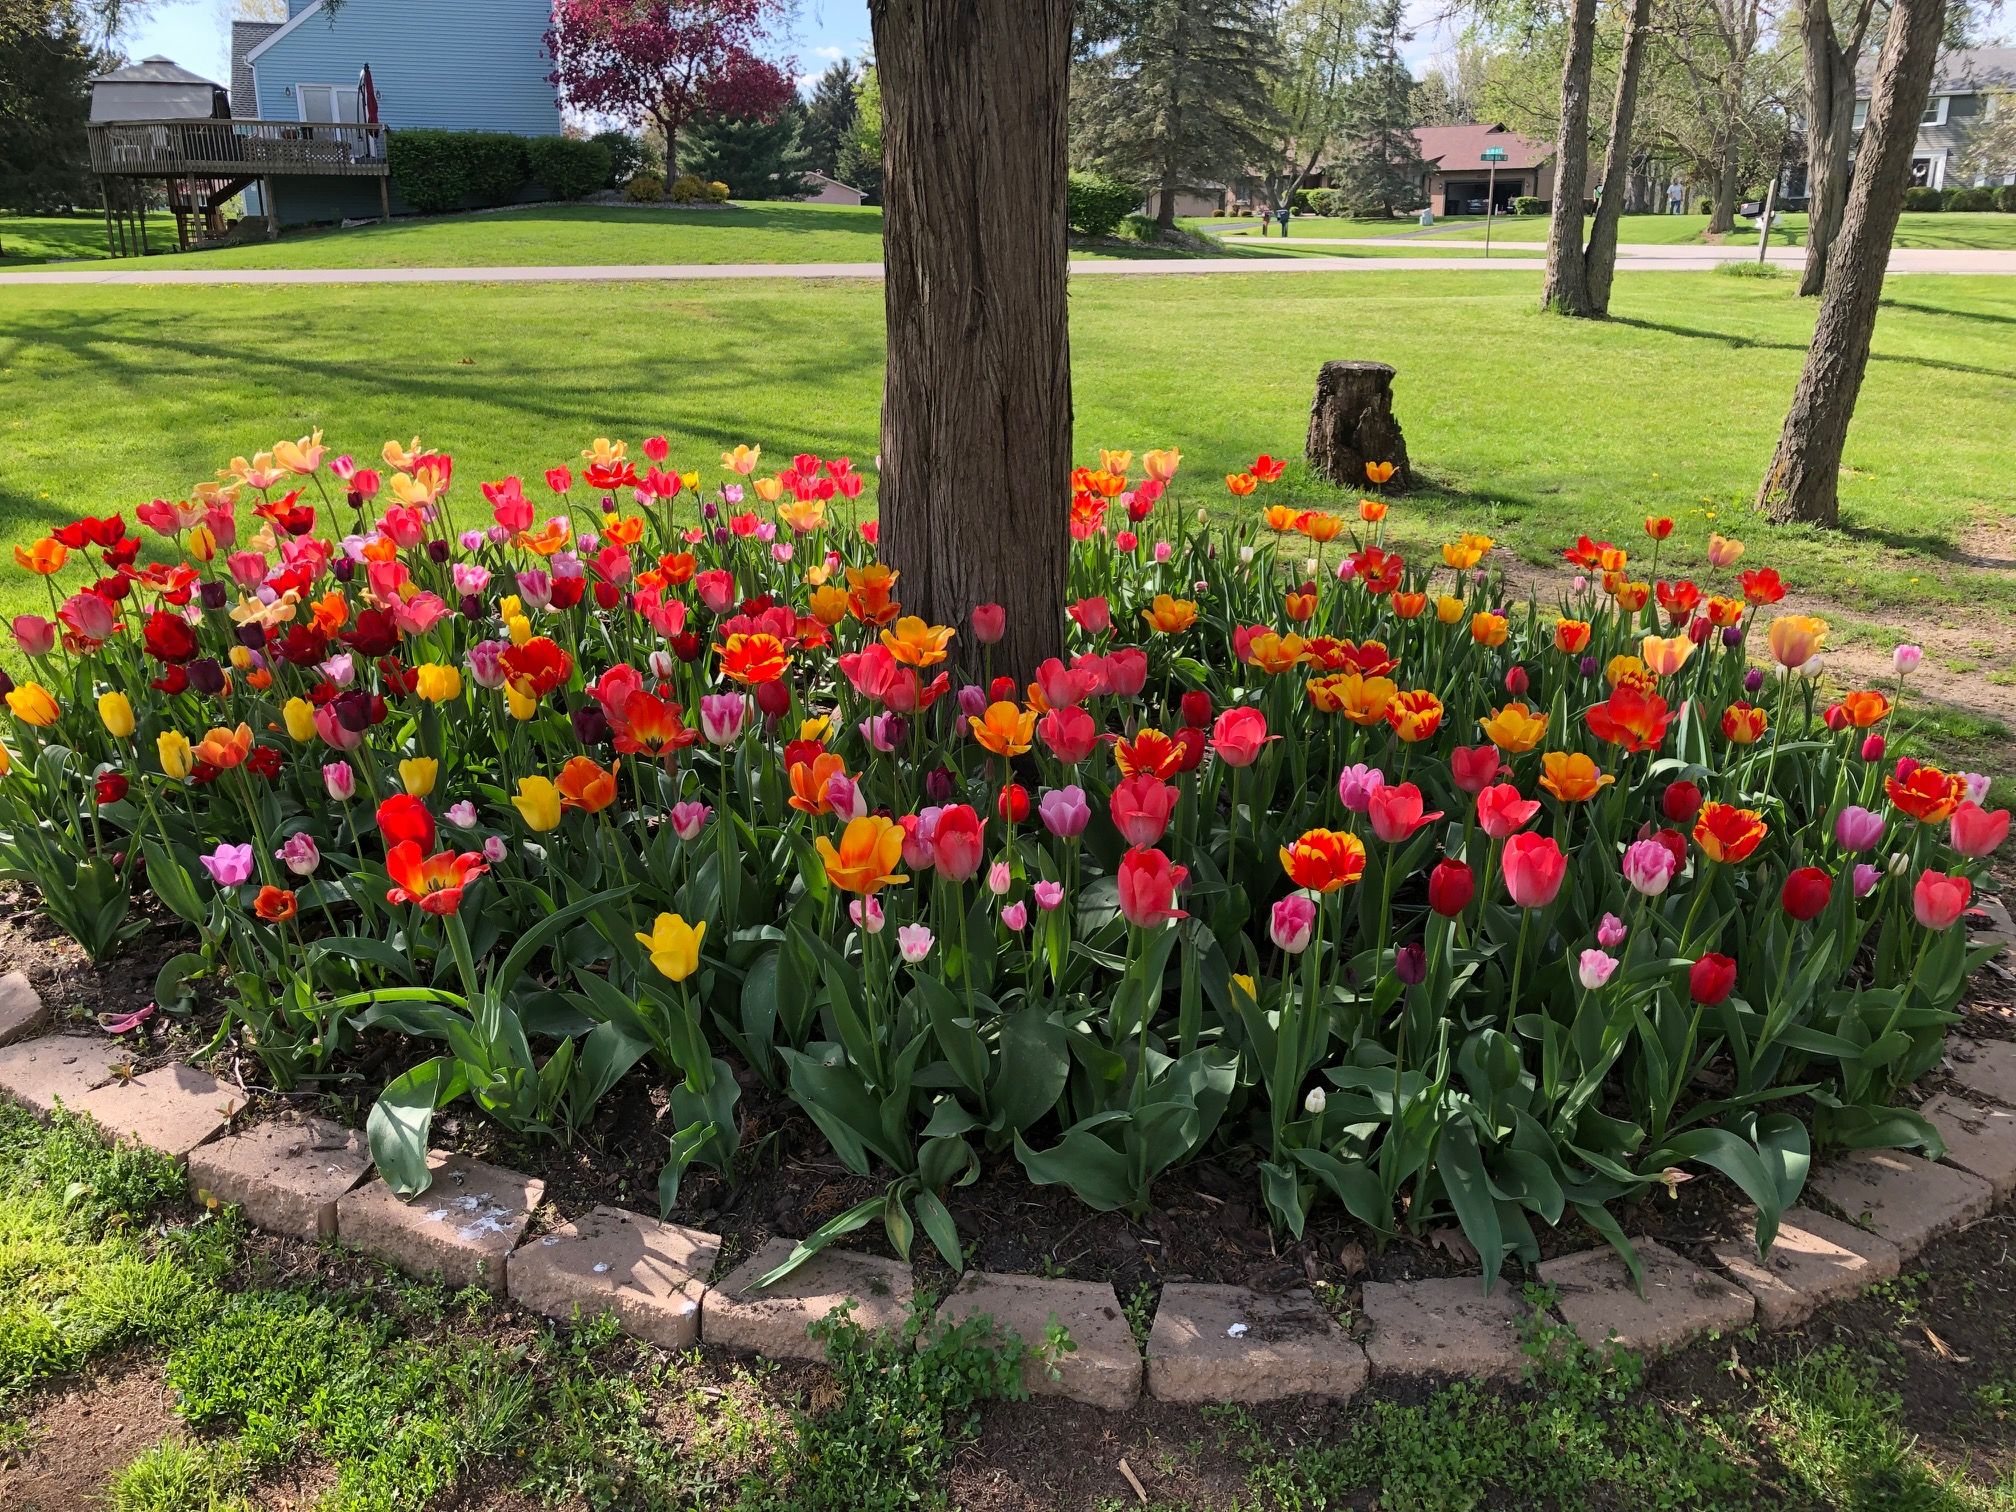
[1879,296,2016,329]
[1607,313,2016,383]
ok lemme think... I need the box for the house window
[1852,100,1868,129]
[1920,95,1948,126]
[296,84,359,125]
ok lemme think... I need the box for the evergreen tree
[1071,0,1283,230]
[683,97,815,198]
[801,57,859,176]
[0,1,108,214]
[835,64,882,201]
[1331,0,1422,216]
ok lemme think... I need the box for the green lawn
[1204,210,2016,250]
[2,268,2011,634]
[0,211,178,265]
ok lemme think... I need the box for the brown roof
[1412,123,1552,172]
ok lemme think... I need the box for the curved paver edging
[6,963,2016,1411]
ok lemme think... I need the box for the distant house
[798,172,866,206]
[1854,45,2016,190]
[1411,124,1565,216]
[231,0,562,224]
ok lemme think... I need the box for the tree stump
[1305,361,1411,492]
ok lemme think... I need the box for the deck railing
[88,119,389,178]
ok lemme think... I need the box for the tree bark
[1582,0,1654,313]
[1541,0,1599,315]
[1757,0,1946,526]
[869,0,1073,677]
[1797,0,1874,296]
[1707,137,1739,233]
[1155,2,1193,231]
[1305,361,1411,490]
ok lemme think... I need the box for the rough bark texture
[1155,2,1194,230]
[1541,0,1599,315]
[1305,362,1411,491]
[1757,0,1946,527]
[869,0,1073,678]
[1583,0,1654,314]
[1798,0,1875,297]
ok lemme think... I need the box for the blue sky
[125,0,877,93]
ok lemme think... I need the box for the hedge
[1902,185,1945,211]
[1511,195,1545,216]
[1067,174,1140,238]
[527,137,613,203]
[388,130,530,215]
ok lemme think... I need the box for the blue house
[231,0,563,225]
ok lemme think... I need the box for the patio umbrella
[357,64,380,124]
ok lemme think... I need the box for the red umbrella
[358,64,380,124]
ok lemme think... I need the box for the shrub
[525,137,612,203]
[388,129,529,214]
[1902,185,1945,211]
[668,172,707,204]
[1290,188,1317,215]
[705,179,731,203]
[589,128,650,190]
[1066,173,1140,238]
[1305,188,1344,217]
[1511,195,1545,216]
[625,172,664,203]
[1120,212,1159,241]
[1697,196,1713,215]
[1997,184,2016,213]
[1946,186,1995,212]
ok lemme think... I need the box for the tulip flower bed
[0,435,2008,1289]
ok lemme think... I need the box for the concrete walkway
[1217,236,2016,275]
[1,247,2007,287]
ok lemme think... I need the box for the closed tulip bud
[571,704,610,746]
[971,603,1006,644]
[1912,869,1972,931]
[1861,734,1886,763]
[988,860,1013,896]
[1743,668,1765,694]
[1395,942,1427,985]
[1270,893,1317,952]
[997,783,1030,824]
[1780,865,1833,921]
[157,729,194,779]
[322,761,356,800]
[1661,780,1703,824]
[1426,857,1475,916]
[1579,655,1600,679]
[1577,949,1619,991]
[1303,1087,1327,1116]
[1597,911,1628,948]
[1504,665,1528,696]
[282,697,317,743]
[1834,805,1885,852]
[924,766,958,803]
[1722,626,1744,649]
[96,691,135,739]
[850,897,887,935]
[897,924,934,963]
[1001,900,1028,932]
[398,758,438,798]
[200,577,231,608]
[1853,863,1880,897]
[754,679,791,719]
[1688,953,1738,1005]
[1180,690,1214,728]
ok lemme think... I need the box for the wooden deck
[88,119,389,178]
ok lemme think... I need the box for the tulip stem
[1505,910,1530,1038]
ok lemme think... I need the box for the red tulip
[1500,832,1567,908]
[930,805,986,883]
[1780,866,1833,922]
[1661,779,1703,824]
[996,783,1030,824]
[1368,782,1443,844]
[1450,744,1503,796]
[1109,773,1179,847]
[971,603,1006,644]
[1037,705,1099,764]
[1427,857,1475,917]
[1913,869,1974,931]
[1952,803,2010,860]
[1688,953,1737,1005]
[1476,783,1540,840]
[375,794,436,855]
[1116,846,1189,928]
[1180,690,1214,729]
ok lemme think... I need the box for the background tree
[1253,0,1369,224]
[1647,0,1777,231]
[1578,0,1655,313]
[683,97,814,196]
[0,1,110,218]
[1756,0,1945,525]
[1330,0,1424,215]
[1540,0,1599,311]
[869,0,1074,675]
[1072,0,1281,231]
[1795,0,1881,294]
[547,0,795,188]
[800,56,859,177]
[835,63,882,201]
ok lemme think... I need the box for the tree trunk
[1707,136,1739,233]
[1582,0,1653,314]
[1305,361,1411,490]
[1541,0,1599,315]
[1757,0,1945,526]
[1156,3,1192,232]
[1798,0,1866,296]
[869,0,1073,676]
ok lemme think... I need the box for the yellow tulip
[511,775,562,831]
[1478,701,1549,753]
[1639,635,1695,678]
[5,683,59,728]
[1768,614,1828,670]
[187,525,217,562]
[157,729,194,779]
[1143,447,1182,483]
[507,613,532,647]
[96,691,136,740]
[282,697,318,743]
[399,758,438,798]
[1434,595,1466,625]
[415,663,463,703]
[0,739,11,778]
[506,683,537,722]
[636,912,706,982]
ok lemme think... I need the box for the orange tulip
[515,519,572,557]
[1364,461,1396,485]
[5,683,60,727]
[254,885,298,923]
[845,563,902,627]
[1243,631,1311,676]
[1644,515,1675,540]
[192,723,254,770]
[1639,635,1695,677]
[1469,612,1508,648]
[1387,689,1445,743]
[1226,472,1258,497]
[788,752,849,815]
[1140,594,1199,634]
[1694,801,1767,863]
[1704,595,1745,628]
[13,538,67,576]
[1554,618,1592,654]
[970,700,1037,757]
[556,755,618,814]
[1279,828,1367,892]
[1358,499,1388,523]
[1720,702,1768,744]
[816,815,909,895]
[1263,504,1300,532]
[1612,580,1651,612]
[1297,511,1343,544]
[1888,763,1966,824]
[1538,751,1614,803]
[808,584,849,626]
[1391,591,1426,620]
[718,632,792,686]
[1837,690,1891,728]
[880,616,955,668]
[1767,614,1828,669]
[1283,589,1317,623]
[1479,701,1547,753]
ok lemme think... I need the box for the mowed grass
[0,268,2012,634]
[0,212,179,265]
[1202,210,2016,249]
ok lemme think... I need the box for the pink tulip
[1270,895,1317,953]
[1834,805,1885,853]
[1068,596,1112,635]
[1336,764,1385,814]
[1913,868,1973,930]
[1110,773,1179,847]
[1476,783,1540,840]
[10,615,55,657]
[1951,803,2010,860]
[1621,838,1680,896]
[1001,900,1029,932]
[1210,707,1274,769]
[201,843,256,888]
[1450,744,1503,796]
[1597,912,1628,949]
[898,924,934,963]
[1853,862,1881,898]
[1577,949,1619,990]
[1367,782,1443,845]
[671,801,712,841]
[971,603,1006,644]
[1117,847,1188,928]
[1035,658,1094,710]
[1501,832,1568,909]
[1037,704,1099,763]
[694,569,736,614]
[322,762,356,801]
[1033,880,1065,911]
[1038,786,1091,839]
[988,860,1013,896]
[930,805,986,883]
[849,897,886,934]
[275,834,321,876]
[314,704,362,752]
[699,694,747,745]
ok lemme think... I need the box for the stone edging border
[5,951,2016,1411]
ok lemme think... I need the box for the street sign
[1481,147,1507,162]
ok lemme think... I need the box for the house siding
[252,0,561,137]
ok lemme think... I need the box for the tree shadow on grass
[1878,296,2016,329]
[1606,314,2016,383]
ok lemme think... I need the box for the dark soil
[0,1357,179,1511]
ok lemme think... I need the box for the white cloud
[795,73,822,91]
[814,45,845,60]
